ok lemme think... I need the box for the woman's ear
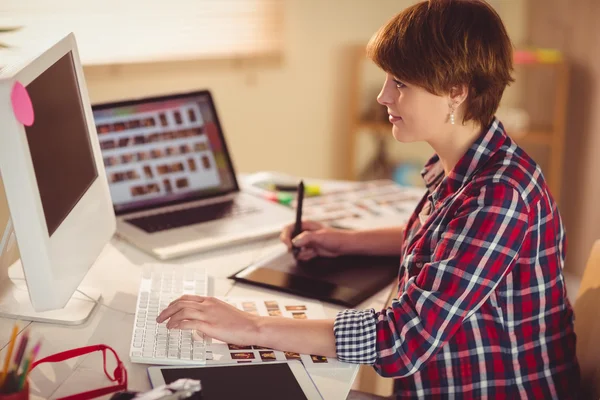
[449,84,469,109]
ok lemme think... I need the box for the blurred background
[0,0,597,280]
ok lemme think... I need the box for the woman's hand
[157,294,338,357]
[279,220,352,261]
[156,295,260,346]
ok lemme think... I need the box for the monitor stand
[0,278,102,326]
[0,221,101,326]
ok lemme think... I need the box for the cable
[76,289,135,316]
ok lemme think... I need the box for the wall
[83,0,416,180]
[82,0,527,181]
[527,0,600,276]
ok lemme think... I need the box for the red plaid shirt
[334,118,580,398]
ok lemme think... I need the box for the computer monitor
[0,33,116,325]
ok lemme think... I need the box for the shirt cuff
[333,308,378,364]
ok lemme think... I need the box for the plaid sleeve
[333,183,529,376]
[334,309,378,363]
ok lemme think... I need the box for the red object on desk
[30,344,127,400]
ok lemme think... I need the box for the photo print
[285,305,307,311]
[310,355,328,363]
[259,351,276,362]
[230,352,255,360]
[284,352,301,361]
[227,344,252,351]
[292,312,307,320]
[264,301,279,310]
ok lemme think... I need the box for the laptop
[91,90,294,260]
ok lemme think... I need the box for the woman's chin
[391,125,414,142]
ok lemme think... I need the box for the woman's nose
[377,87,392,106]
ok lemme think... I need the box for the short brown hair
[367,0,514,128]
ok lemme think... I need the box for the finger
[291,231,315,248]
[297,248,317,261]
[172,294,206,305]
[165,307,207,329]
[280,225,294,249]
[173,320,209,332]
[158,300,205,323]
[301,220,323,231]
[282,223,300,248]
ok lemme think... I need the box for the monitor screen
[92,93,237,214]
[24,52,98,237]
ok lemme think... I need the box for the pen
[17,340,41,391]
[0,323,19,387]
[291,180,304,258]
[11,331,29,374]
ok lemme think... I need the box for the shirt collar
[420,117,508,206]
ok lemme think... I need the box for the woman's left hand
[156,295,261,346]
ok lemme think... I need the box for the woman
[157,0,580,397]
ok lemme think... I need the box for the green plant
[0,27,22,49]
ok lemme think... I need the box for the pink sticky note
[11,81,34,126]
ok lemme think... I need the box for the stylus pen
[291,180,304,258]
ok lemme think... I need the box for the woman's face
[377,73,451,143]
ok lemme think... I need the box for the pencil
[17,340,41,391]
[0,323,19,387]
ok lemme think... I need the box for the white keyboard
[129,264,211,365]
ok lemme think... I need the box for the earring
[449,103,456,125]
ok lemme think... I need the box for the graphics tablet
[147,361,322,400]
[229,247,400,307]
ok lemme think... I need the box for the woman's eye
[393,79,406,89]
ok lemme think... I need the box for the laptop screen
[92,91,238,214]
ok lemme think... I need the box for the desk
[0,231,394,399]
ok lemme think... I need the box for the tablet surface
[147,361,322,400]
[229,247,399,307]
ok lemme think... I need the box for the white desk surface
[0,235,394,400]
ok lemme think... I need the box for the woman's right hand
[279,220,351,261]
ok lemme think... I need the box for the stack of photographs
[203,297,352,369]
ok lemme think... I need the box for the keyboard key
[131,264,208,365]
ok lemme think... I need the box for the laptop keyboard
[126,200,259,233]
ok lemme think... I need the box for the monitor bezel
[0,33,116,312]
